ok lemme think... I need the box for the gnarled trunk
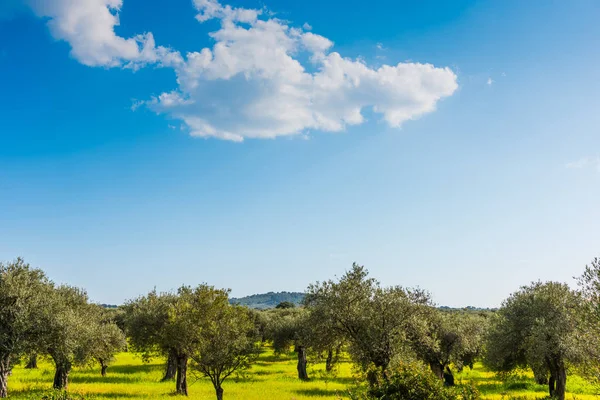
[53,362,71,390]
[25,354,37,369]
[100,360,108,377]
[443,367,455,386]
[325,349,334,372]
[429,362,444,380]
[216,385,224,400]
[549,374,556,397]
[175,353,188,396]
[555,363,567,400]
[0,354,10,398]
[162,349,177,381]
[547,357,566,400]
[295,345,309,380]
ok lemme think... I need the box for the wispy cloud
[487,77,494,86]
[566,156,600,172]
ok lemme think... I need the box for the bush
[349,362,480,400]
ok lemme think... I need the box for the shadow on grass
[106,364,160,374]
[9,388,142,399]
[293,387,343,397]
[257,354,294,363]
[68,375,150,385]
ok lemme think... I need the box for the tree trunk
[548,374,556,397]
[443,367,455,387]
[53,362,71,390]
[162,349,177,381]
[429,362,444,380]
[295,346,309,380]
[25,354,37,369]
[325,349,334,372]
[175,353,188,396]
[216,385,224,400]
[555,362,567,400]
[0,355,10,398]
[101,363,108,377]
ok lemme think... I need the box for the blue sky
[1,0,599,307]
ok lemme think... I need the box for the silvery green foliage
[0,258,53,398]
[484,281,598,400]
[305,263,431,373]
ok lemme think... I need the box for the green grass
[5,348,599,399]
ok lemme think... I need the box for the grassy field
[6,347,599,399]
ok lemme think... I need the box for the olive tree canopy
[305,263,431,380]
[0,258,52,398]
[484,281,596,400]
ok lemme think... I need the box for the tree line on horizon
[1,257,600,400]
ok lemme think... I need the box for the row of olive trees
[291,260,600,400]
[0,258,126,398]
[4,257,600,400]
[264,261,600,400]
[258,264,487,388]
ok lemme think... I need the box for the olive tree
[577,257,600,321]
[302,300,345,373]
[409,309,487,385]
[42,285,108,390]
[305,263,431,381]
[0,258,52,398]
[264,307,311,380]
[484,281,594,400]
[576,257,600,386]
[124,289,192,395]
[185,291,260,400]
[89,314,127,376]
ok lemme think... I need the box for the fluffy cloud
[24,0,458,141]
[25,0,180,68]
[149,0,458,140]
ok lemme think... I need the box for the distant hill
[230,291,305,309]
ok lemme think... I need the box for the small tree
[0,258,52,398]
[409,310,487,385]
[576,257,600,386]
[305,263,430,381]
[265,307,310,379]
[484,281,594,400]
[42,285,104,390]
[302,299,345,373]
[88,313,126,376]
[187,299,259,400]
[124,290,191,395]
[275,301,296,309]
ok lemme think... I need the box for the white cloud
[24,0,180,68]
[149,0,458,140]
[24,0,459,141]
[302,22,312,31]
[487,77,494,85]
[376,42,384,50]
[566,157,600,172]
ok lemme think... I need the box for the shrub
[349,362,480,400]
